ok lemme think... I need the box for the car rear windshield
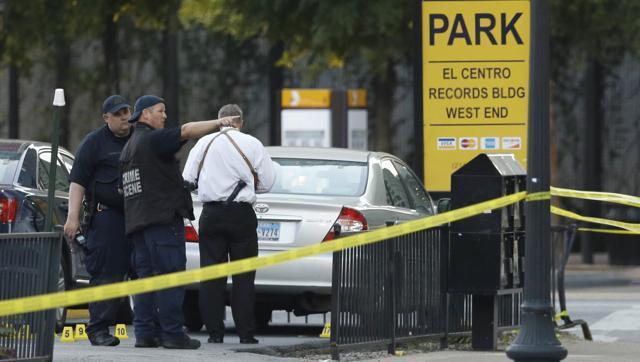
[0,151,21,185]
[271,158,368,196]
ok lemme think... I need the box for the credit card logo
[502,137,521,150]
[437,137,456,150]
[481,137,499,150]
[459,137,478,150]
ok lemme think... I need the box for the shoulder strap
[196,129,260,188]
[224,132,258,180]
[196,131,225,182]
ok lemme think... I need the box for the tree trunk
[581,59,603,264]
[46,1,71,148]
[268,41,284,146]
[162,0,180,128]
[103,10,120,94]
[8,65,19,139]
[372,63,395,153]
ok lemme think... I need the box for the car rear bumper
[185,242,332,295]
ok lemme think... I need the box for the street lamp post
[45,88,66,231]
[506,0,568,361]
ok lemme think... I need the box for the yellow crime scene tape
[551,187,640,208]
[577,228,640,235]
[551,206,640,233]
[0,191,527,317]
[2,186,638,317]
[550,186,640,234]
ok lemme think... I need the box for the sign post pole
[45,88,66,231]
[506,1,567,360]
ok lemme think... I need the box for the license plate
[257,222,280,241]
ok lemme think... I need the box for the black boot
[162,336,201,349]
[89,332,120,347]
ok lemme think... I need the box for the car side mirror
[436,198,451,214]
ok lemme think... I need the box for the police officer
[120,95,237,349]
[182,104,276,344]
[63,95,132,347]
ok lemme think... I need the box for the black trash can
[0,232,62,361]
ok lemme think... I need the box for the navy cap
[129,95,165,123]
[102,95,130,114]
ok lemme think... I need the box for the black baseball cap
[102,95,130,114]
[129,95,165,123]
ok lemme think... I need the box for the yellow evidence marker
[319,322,331,338]
[60,326,75,342]
[114,324,128,339]
[74,324,88,340]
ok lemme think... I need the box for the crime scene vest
[120,123,194,235]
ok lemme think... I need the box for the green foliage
[180,0,413,77]
[551,0,640,65]
[0,1,46,72]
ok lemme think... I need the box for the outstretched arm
[180,116,239,140]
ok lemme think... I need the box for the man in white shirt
[182,104,275,344]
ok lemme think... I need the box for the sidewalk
[361,339,640,362]
[52,253,640,361]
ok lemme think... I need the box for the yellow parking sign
[421,0,530,191]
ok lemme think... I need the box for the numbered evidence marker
[60,326,75,342]
[74,324,88,340]
[114,324,129,339]
[319,322,331,338]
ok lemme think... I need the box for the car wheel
[55,258,70,333]
[183,291,203,332]
[255,305,272,332]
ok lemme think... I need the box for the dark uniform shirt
[148,126,184,158]
[70,125,131,211]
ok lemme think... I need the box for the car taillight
[322,207,368,242]
[185,222,199,243]
[0,197,17,224]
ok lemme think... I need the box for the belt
[204,201,250,206]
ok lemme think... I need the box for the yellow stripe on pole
[0,192,526,317]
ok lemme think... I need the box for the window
[17,148,37,188]
[0,150,22,185]
[60,153,74,174]
[38,151,70,192]
[393,161,435,215]
[381,159,410,208]
[270,158,368,197]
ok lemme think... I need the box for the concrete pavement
[360,339,640,362]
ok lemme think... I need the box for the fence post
[439,225,449,349]
[330,250,342,361]
[385,221,397,355]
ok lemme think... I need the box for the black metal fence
[330,225,523,359]
[0,232,62,361]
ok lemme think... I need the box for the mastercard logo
[460,138,477,149]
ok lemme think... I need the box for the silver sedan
[182,147,436,331]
